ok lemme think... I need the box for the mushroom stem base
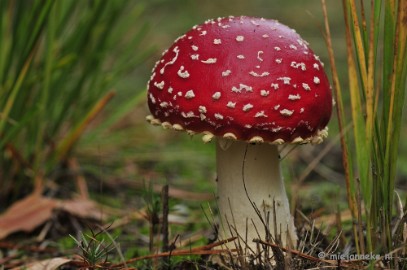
[216,139,297,251]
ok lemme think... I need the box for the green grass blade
[0,51,34,136]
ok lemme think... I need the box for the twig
[252,239,362,269]
[110,237,237,268]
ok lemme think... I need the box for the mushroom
[146,16,332,250]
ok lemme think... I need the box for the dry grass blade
[320,0,357,219]
[55,91,116,161]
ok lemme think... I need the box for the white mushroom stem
[216,139,297,250]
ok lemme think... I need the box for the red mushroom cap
[147,16,332,144]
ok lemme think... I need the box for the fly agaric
[146,16,332,249]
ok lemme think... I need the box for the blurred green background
[1,0,406,237]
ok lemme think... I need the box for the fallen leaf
[0,194,107,240]
[0,194,56,239]
[12,257,71,270]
